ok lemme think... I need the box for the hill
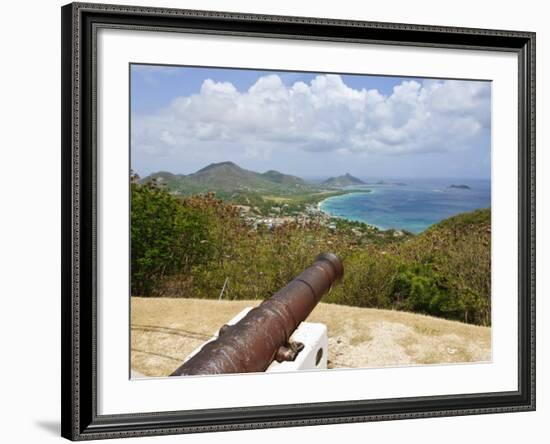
[261,169,305,186]
[322,173,365,187]
[139,171,186,188]
[185,161,276,190]
[385,208,492,325]
[141,162,311,194]
[131,297,491,377]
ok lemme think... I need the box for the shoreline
[317,191,491,235]
[317,191,385,231]
[316,189,373,211]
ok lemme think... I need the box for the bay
[318,178,491,234]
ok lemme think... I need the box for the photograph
[129,64,493,378]
[58,2,536,439]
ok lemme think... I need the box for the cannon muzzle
[171,253,343,376]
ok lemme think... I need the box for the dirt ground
[131,297,491,377]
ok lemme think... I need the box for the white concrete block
[266,322,328,372]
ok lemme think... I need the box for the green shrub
[393,263,447,314]
[130,180,212,295]
[326,249,399,308]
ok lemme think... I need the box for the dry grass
[131,297,491,377]
[262,195,293,203]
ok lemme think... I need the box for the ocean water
[319,178,491,234]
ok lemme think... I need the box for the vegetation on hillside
[322,172,365,187]
[130,176,491,326]
[141,161,312,196]
[140,162,375,217]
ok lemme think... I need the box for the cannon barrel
[171,253,343,376]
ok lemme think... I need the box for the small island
[449,184,471,190]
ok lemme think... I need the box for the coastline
[317,185,491,234]
[317,191,384,230]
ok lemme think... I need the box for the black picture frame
[61,2,536,440]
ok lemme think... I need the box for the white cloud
[132,74,490,159]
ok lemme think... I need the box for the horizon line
[131,164,491,182]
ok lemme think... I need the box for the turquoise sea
[319,178,491,234]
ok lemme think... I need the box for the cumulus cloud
[131,74,490,159]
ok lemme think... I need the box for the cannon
[171,253,343,376]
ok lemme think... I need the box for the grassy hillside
[141,161,313,195]
[131,297,491,377]
[322,173,365,187]
[131,179,491,326]
[261,169,306,186]
[185,161,278,190]
[139,163,359,217]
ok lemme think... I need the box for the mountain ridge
[141,162,310,193]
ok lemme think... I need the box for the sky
[130,64,491,180]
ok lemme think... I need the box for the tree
[130,179,212,295]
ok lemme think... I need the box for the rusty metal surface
[171,253,343,376]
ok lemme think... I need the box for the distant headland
[448,184,471,190]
